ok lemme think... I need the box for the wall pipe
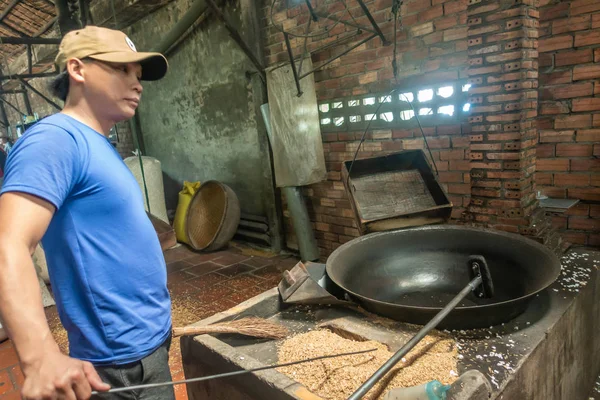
[260,104,319,262]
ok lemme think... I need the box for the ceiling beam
[0,0,21,22]
[0,36,60,45]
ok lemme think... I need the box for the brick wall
[537,0,600,246]
[263,0,472,257]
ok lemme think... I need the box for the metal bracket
[204,0,266,82]
[278,0,387,96]
[18,78,62,111]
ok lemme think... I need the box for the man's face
[80,60,143,121]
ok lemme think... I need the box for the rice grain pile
[276,329,458,400]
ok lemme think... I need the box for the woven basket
[185,181,241,252]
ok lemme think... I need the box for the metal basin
[325,225,561,329]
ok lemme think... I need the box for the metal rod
[21,84,33,115]
[284,32,303,97]
[0,101,8,127]
[26,45,32,74]
[204,0,265,79]
[355,0,389,45]
[0,97,27,116]
[0,71,57,80]
[313,10,376,35]
[299,33,376,79]
[18,78,62,111]
[0,90,25,95]
[0,36,61,45]
[304,0,318,21]
[92,348,377,395]
[297,17,312,78]
[348,276,483,400]
[154,0,208,54]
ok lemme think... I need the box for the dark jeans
[91,335,175,400]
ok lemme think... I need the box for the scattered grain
[276,329,458,400]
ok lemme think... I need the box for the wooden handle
[172,326,213,337]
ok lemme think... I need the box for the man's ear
[65,58,86,83]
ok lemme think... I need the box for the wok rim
[325,224,562,312]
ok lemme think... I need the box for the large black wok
[325,225,561,329]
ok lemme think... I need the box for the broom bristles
[173,317,289,339]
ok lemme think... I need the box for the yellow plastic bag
[174,181,201,244]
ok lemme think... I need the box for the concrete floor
[0,242,299,400]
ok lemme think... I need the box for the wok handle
[347,275,483,400]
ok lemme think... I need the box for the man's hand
[21,346,110,400]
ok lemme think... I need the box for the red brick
[411,22,434,37]
[551,215,568,229]
[469,3,499,15]
[0,342,19,369]
[574,30,600,47]
[570,0,600,16]
[591,205,600,217]
[573,65,600,81]
[539,35,573,52]
[539,130,575,143]
[536,172,553,185]
[595,114,600,127]
[448,184,471,195]
[435,15,458,30]
[486,31,525,44]
[537,144,555,158]
[444,0,467,15]
[571,159,600,171]
[569,188,600,201]
[554,173,590,187]
[555,49,593,67]
[595,144,600,156]
[554,115,591,129]
[566,203,590,216]
[444,27,468,42]
[542,83,593,100]
[440,149,465,160]
[572,98,600,112]
[419,5,444,22]
[540,2,569,21]
[568,217,600,230]
[540,101,569,115]
[542,187,567,198]
[449,160,471,170]
[552,15,591,34]
[437,125,462,135]
[539,70,572,86]
[594,13,600,29]
[536,159,570,171]
[438,172,464,183]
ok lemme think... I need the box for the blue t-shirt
[1,113,172,366]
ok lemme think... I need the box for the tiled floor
[0,242,299,400]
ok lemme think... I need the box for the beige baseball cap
[55,25,168,81]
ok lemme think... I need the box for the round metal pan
[325,225,561,329]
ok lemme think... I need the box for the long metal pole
[355,0,389,45]
[348,276,482,400]
[0,98,27,117]
[18,78,62,111]
[153,0,208,54]
[283,32,303,97]
[204,0,265,80]
[0,37,61,45]
[299,33,376,79]
[92,348,377,395]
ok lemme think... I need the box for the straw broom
[172,317,289,340]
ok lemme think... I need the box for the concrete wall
[122,0,279,227]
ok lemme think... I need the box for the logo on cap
[125,37,137,52]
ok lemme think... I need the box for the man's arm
[0,192,109,399]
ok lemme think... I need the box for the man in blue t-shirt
[0,26,173,399]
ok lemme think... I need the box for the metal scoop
[348,255,495,400]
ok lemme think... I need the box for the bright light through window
[419,108,432,115]
[399,93,414,102]
[319,104,329,113]
[334,117,344,126]
[400,110,414,120]
[462,84,471,92]
[418,89,434,102]
[321,118,331,124]
[438,105,455,116]
[365,114,376,121]
[363,97,375,105]
[437,86,454,98]
[380,112,394,121]
[463,103,471,112]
